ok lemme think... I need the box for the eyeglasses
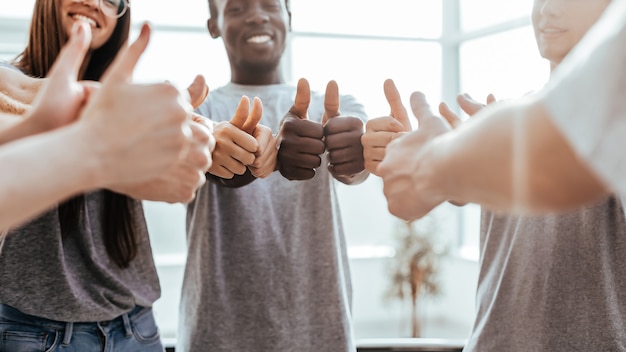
[99,0,129,19]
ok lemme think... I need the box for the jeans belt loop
[62,322,74,346]
[122,312,132,337]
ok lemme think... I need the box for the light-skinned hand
[76,23,204,186]
[186,74,209,109]
[362,79,412,176]
[232,97,277,179]
[208,95,259,179]
[377,91,453,222]
[25,22,92,134]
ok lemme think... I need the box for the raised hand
[439,93,497,128]
[236,97,277,179]
[362,79,411,175]
[276,78,325,180]
[78,23,207,186]
[109,119,213,203]
[0,22,91,145]
[378,92,453,222]
[322,80,365,180]
[0,67,43,115]
[186,74,209,109]
[438,93,498,208]
[208,95,259,179]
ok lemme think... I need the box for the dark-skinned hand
[322,80,365,177]
[276,78,325,180]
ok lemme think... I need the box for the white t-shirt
[542,0,626,195]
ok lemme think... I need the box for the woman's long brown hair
[14,0,138,268]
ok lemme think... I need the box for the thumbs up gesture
[276,78,325,180]
[186,74,210,110]
[245,98,278,179]
[78,23,211,188]
[230,96,277,179]
[5,21,92,141]
[208,95,260,179]
[322,80,366,182]
[377,91,455,221]
[439,93,496,129]
[362,79,412,176]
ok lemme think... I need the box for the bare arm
[433,96,608,213]
[377,93,609,222]
[0,124,104,229]
[0,112,45,145]
[0,23,205,230]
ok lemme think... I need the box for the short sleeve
[541,0,626,195]
[339,94,367,123]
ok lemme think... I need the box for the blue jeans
[0,303,165,352]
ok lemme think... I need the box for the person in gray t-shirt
[441,1,623,351]
[0,2,211,352]
[177,0,369,351]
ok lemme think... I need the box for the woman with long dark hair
[0,0,198,350]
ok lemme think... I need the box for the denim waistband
[0,303,149,345]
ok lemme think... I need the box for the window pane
[460,26,549,103]
[460,0,532,31]
[290,37,442,122]
[0,0,35,18]
[458,25,549,258]
[131,0,209,28]
[292,0,441,38]
[132,29,230,90]
[0,19,29,61]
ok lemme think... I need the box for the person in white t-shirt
[377,0,626,221]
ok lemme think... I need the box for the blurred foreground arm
[0,23,200,229]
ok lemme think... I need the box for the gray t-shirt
[466,195,626,351]
[0,191,161,322]
[178,83,365,352]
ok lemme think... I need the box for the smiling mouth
[246,35,272,44]
[71,14,99,28]
[542,28,566,34]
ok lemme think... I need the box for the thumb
[101,22,151,84]
[383,79,411,131]
[47,22,91,82]
[409,91,435,126]
[322,80,340,125]
[289,77,310,119]
[187,74,209,109]
[241,96,263,135]
[487,93,497,105]
[438,101,462,129]
[230,95,251,129]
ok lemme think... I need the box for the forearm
[0,124,102,229]
[0,114,41,145]
[431,98,609,213]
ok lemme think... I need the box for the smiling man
[176,0,368,351]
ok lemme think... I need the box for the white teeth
[73,14,97,28]
[247,35,271,44]
[543,28,564,33]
